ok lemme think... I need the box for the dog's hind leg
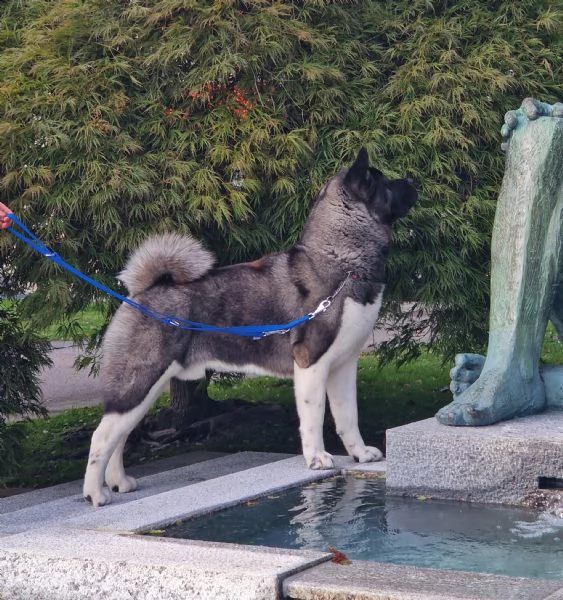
[105,434,137,494]
[293,360,334,469]
[326,359,383,463]
[83,362,180,507]
[83,412,137,507]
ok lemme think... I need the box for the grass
[3,317,562,490]
[40,304,106,339]
[0,299,106,340]
[540,322,563,364]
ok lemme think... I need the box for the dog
[83,148,417,506]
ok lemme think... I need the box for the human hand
[0,202,13,229]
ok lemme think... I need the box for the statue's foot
[436,362,546,426]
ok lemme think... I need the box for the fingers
[0,202,13,229]
[520,98,543,120]
[503,110,519,129]
[520,98,563,120]
[453,353,486,369]
[449,353,486,399]
[501,100,563,152]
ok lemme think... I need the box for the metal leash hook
[308,298,332,319]
[307,272,351,320]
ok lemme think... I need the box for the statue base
[385,409,563,505]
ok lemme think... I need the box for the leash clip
[308,273,352,321]
[309,299,332,319]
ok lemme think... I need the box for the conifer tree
[0,305,51,484]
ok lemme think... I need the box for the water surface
[164,475,563,580]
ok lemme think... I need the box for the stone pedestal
[385,410,563,505]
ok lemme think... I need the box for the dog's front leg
[326,359,383,463]
[293,360,334,469]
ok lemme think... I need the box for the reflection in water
[164,475,563,580]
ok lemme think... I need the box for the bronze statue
[437,98,563,426]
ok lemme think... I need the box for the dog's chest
[328,293,384,360]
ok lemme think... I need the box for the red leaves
[328,546,351,565]
[185,82,255,120]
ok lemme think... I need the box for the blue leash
[6,212,347,339]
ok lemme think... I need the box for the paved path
[40,342,104,415]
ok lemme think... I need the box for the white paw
[83,486,112,508]
[306,451,335,470]
[354,446,384,463]
[105,474,138,494]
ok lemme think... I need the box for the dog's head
[343,148,417,223]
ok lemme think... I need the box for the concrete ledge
[64,455,340,533]
[0,452,294,536]
[0,451,229,515]
[0,453,339,600]
[1,528,329,600]
[284,560,563,600]
[385,410,563,504]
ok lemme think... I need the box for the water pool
[163,474,563,580]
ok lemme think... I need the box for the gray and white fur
[83,148,417,507]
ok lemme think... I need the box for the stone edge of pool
[1,452,562,600]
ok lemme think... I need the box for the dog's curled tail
[119,233,215,296]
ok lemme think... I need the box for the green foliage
[6,405,103,488]
[541,322,563,365]
[0,0,561,364]
[38,303,108,340]
[0,303,51,484]
[374,0,562,362]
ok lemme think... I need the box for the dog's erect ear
[344,148,380,200]
[348,147,369,177]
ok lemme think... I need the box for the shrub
[0,303,51,484]
[0,0,560,366]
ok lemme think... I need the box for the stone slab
[284,560,563,600]
[543,365,563,409]
[0,450,228,514]
[0,451,293,535]
[385,409,563,504]
[0,527,329,600]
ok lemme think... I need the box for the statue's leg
[437,99,563,426]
